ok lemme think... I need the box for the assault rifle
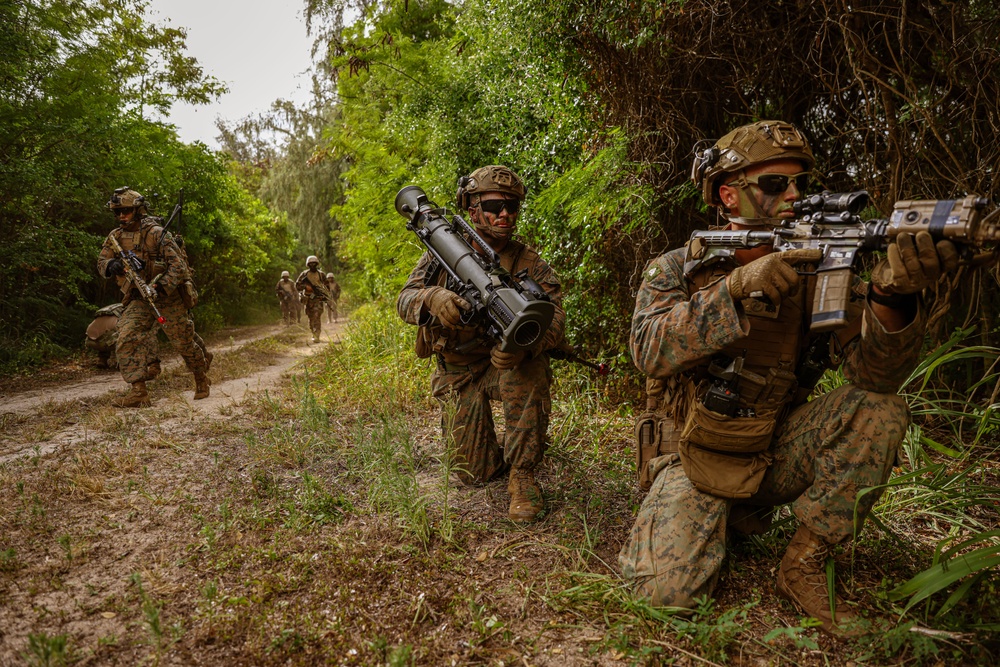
[307,276,334,302]
[107,234,165,325]
[395,185,555,352]
[549,340,611,376]
[688,191,1000,332]
[158,189,184,249]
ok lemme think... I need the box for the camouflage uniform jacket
[97,218,190,304]
[397,239,566,367]
[632,246,926,405]
[325,277,342,300]
[296,269,328,301]
[276,278,297,301]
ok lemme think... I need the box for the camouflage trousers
[327,299,338,323]
[117,295,207,384]
[280,299,296,324]
[192,325,207,357]
[430,354,552,485]
[305,299,325,336]
[619,384,909,608]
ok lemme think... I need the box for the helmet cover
[107,187,148,213]
[692,121,814,207]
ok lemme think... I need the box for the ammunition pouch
[415,327,433,359]
[180,280,198,309]
[677,441,772,500]
[635,412,682,491]
[634,376,688,491]
[677,400,778,499]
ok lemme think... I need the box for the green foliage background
[5,0,1000,377]
[0,0,294,370]
[291,0,1000,366]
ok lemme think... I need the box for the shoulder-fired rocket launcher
[395,185,555,353]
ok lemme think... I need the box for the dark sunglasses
[743,172,810,195]
[114,207,136,217]
[477,198,521,215]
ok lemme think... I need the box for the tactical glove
[727,248,823,304]
[491,347,526,370]
[870,231,959,295]
[425,287,471,328]
[106,258,125,277]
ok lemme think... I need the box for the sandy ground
[0,321,343,464]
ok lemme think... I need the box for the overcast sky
[146,0,316,149]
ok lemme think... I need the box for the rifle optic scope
[793,190,869,218]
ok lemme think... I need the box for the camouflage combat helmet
[281,270,290,279]
[306,255,319,268]
[107,187,148,213]
[692,121,814,207]
[325,272,334,280]
[456,165,527,210]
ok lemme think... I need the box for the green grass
[3,303,997,665]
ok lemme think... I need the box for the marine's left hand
[871,231,959,295]
[491,348,526,370]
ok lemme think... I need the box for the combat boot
[508,468,545,522]
[776,525,866,637]
[194,372,211,400]
[113,381,150,408]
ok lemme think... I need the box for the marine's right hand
[425,287,471,328]
[106,258,125,277]
[727,248,823,304]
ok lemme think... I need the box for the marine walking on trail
[397,165,566,523]
[296,255,330,343]
[621,121,960,635]
[276,270,298,325]
[97,187,210,407]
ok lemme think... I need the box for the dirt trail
[0,321,344,464]
[0,323,329,416]
[0,319,353,665]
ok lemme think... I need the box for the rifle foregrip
[810,267,852,332]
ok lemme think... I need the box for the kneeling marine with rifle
[621,120,994,636]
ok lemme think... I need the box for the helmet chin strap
[722,172,786,227]
[476,221,515,239]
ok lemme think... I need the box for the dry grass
[0,313,997,666]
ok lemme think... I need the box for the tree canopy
[0,0,292,368]
[290,0,1000,359]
